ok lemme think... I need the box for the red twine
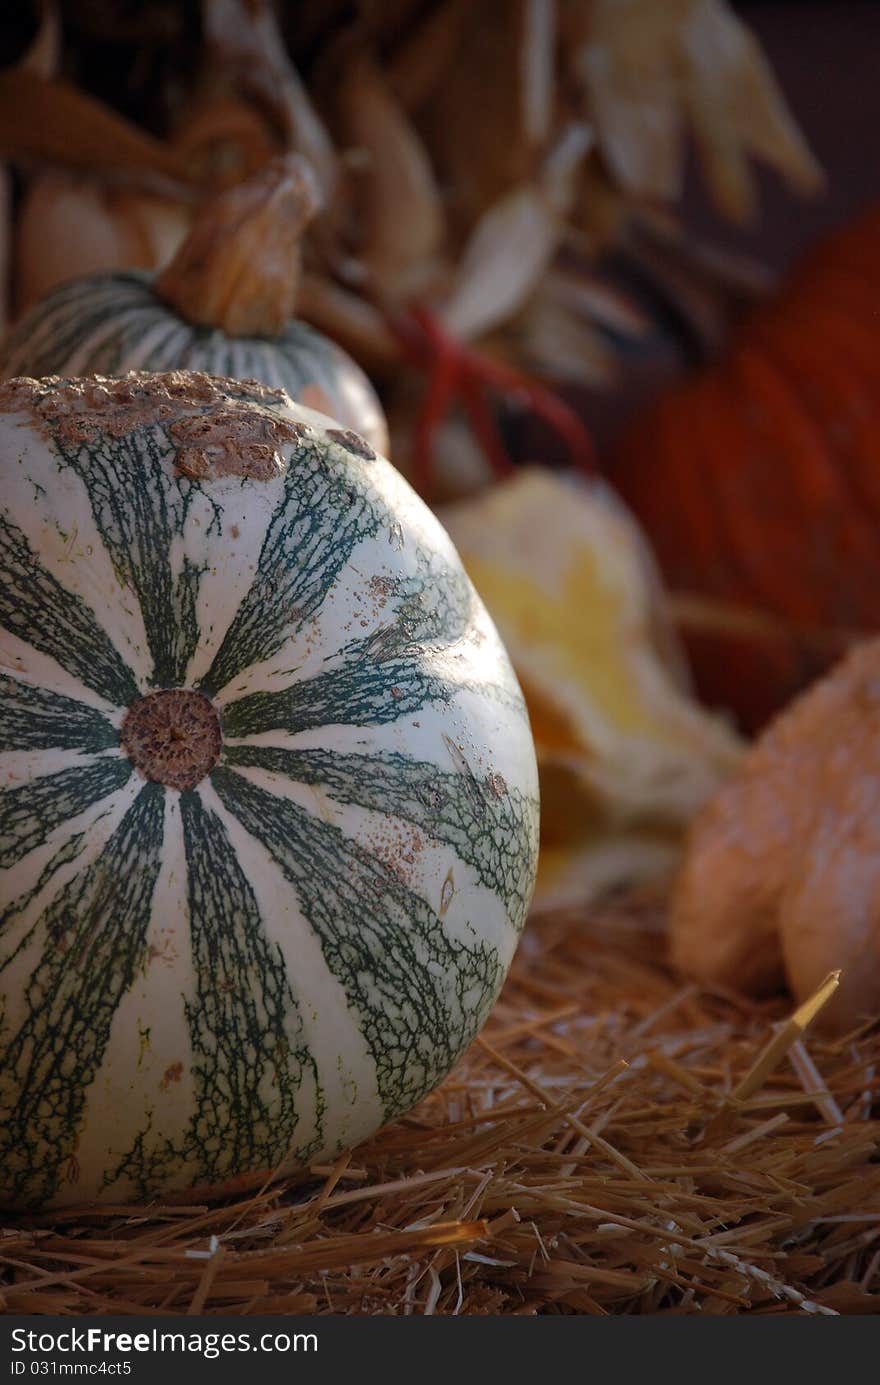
[388,305,596,495]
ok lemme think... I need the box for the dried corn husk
[171,96,281,187]
[441,185,561,343]
[298,270,401,373]
[420,0,557,229]
[385,0,471,112]
[387,396,496,499]
[441,123,593,343]
[441,468,743,906]
[618,210,774,354]
[21,0,61,74]
[11,67,283,314]
[333,50,444,300]
[14,172,189,314]
[544,265,653,336]
[522,0,557,147]
[0,165,10,334]
[567,156,632,253]
[681,0,823,221]
[570,1,686,202]
[201,0,338,200]
[502,262,653,391]
[3,7,195,316]
[569,0,822,223]
[0,0,821,445]
[2,0,62,320]
[0,69,195,192]
[509,288,619,387]
[10,97,282,316]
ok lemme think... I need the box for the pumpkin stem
[155,153,322,338]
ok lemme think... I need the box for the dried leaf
[574,0,686,201]
[0,70,195,194]
[509,290,616,387]
[441,186,560,342]
[201,0,338,200]
[386,0,471,112]
[335,52,444,300]
[522,0,557,147]
[14,171,188,315]
[543,269,652,339]
[573,0,822,222]
[681,1,823,221]
[420,0,550,227]
[298,272,401,374]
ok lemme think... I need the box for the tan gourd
[669,638,880,1030]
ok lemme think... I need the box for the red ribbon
[389,305,596,495]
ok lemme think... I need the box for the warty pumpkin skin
[0,370,539,1211]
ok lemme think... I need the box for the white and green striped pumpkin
[0,370,539,1210]
[0,155,389,458]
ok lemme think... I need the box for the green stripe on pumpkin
[46,425,202,689]
[68,304,183,375]
[0,781,165,1209]
[220,642,455,739]
[0,757,132,871]
[0,275,142,377]
[211,765,501,1120]
[97,790,327,1201]
[1,832,88,974]
[198,447,385,698]
[178,790,323,1181]
[220,553,476,737]
[222,744,537,926]
[0,675,118,754]
[0,512,138,706]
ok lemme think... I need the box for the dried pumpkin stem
[155,153,322,337]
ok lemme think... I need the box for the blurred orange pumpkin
[609,204,880,731]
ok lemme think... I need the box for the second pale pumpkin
[0,155,389,456]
